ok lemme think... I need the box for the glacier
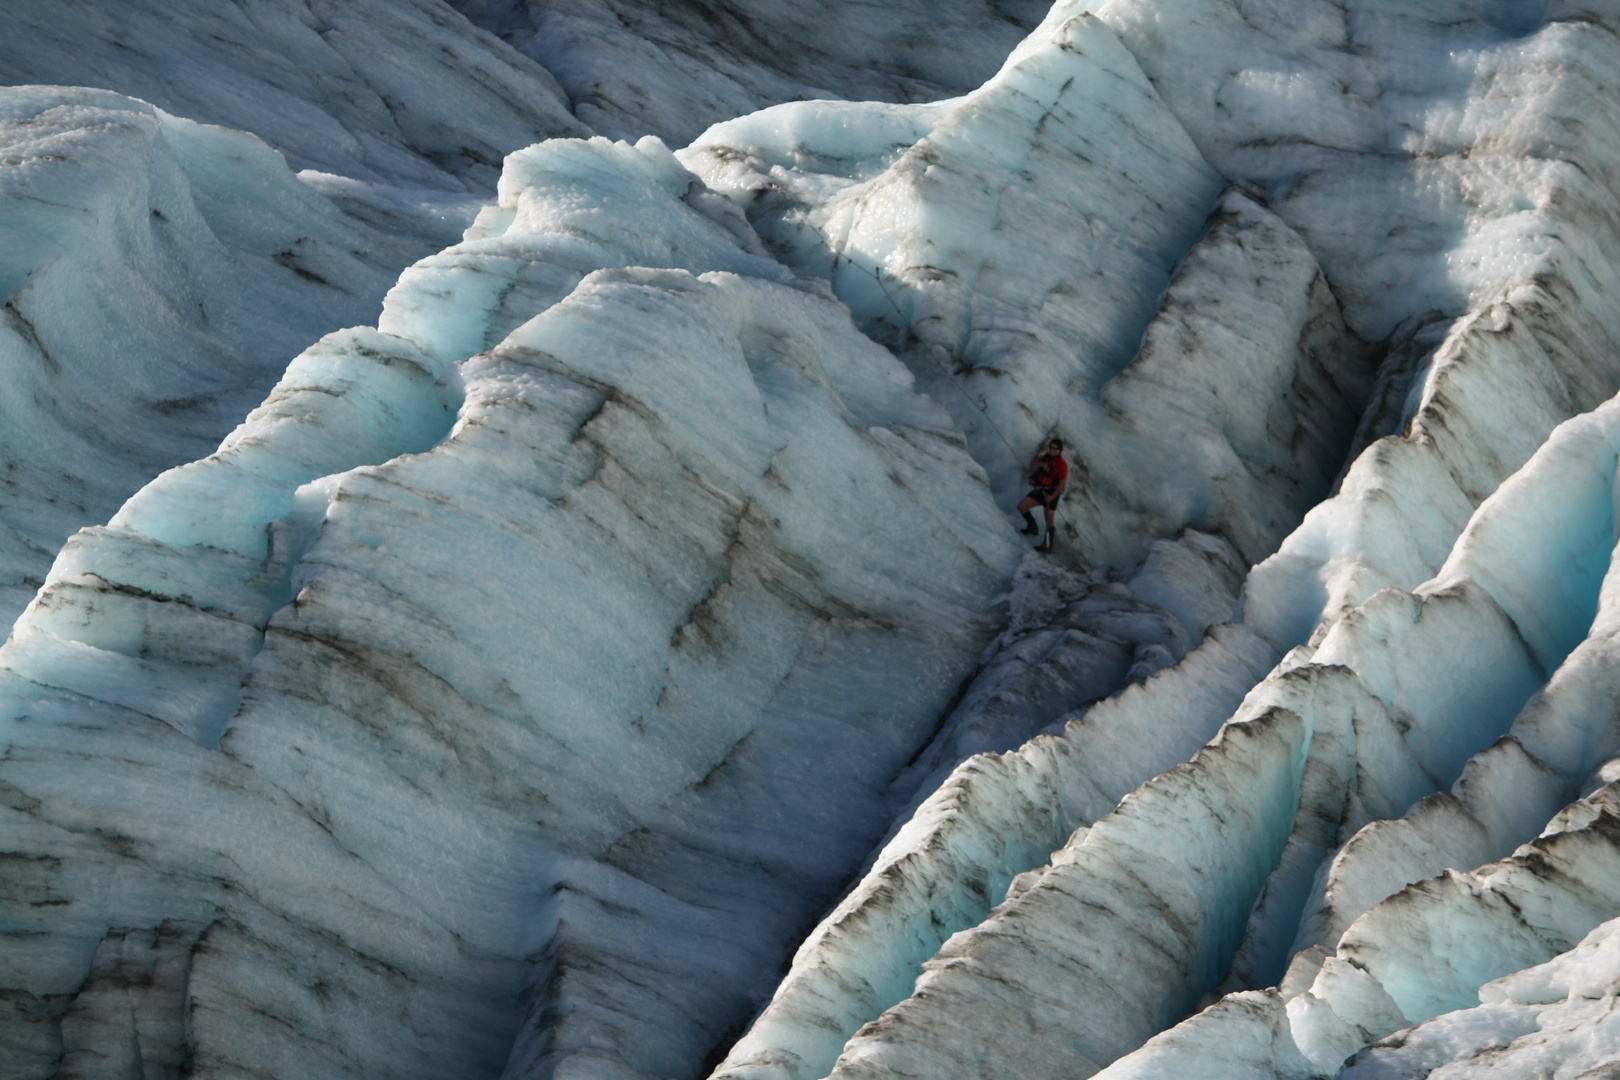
[5,0,1620,1078]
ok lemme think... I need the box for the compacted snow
[5,1,1620,1079]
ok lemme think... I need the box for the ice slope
[450,0,1043,145]
[0,86,459,629]
[0,0,585,192]
[0,133,1032,1079]
[696,1,1620,1078]
[681,2,1376,564]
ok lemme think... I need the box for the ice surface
[451,0,1040,146]
[754,3,1620,1049]
[0,0,585,191]
[683,6,1373,568]
[0,86,446,627]
[712,534,1260,1080]
[8,0,1620,1076]
[1337,914,1620,1080]
[767,366,1620,1077]
[1075,385,1620,1075]
[0,127,1030,1078]
[0,0,597,637]
[822,707,1309,1080]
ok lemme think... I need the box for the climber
[1018,438,1067,552]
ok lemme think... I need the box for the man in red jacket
[1018,438,1067,551]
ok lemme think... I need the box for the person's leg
[1017,495,1040,535]
[1036,495,1062,550]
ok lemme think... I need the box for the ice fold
[1073,387,1620,1078]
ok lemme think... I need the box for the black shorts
[1025,488,1060,506]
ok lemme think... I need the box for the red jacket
[1031,453,1067,490]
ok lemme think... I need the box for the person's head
[1047,438,1064,455]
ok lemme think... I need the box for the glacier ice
[682,5,1375,567]
[0,128,1030,1078]
[451,0,1043,146]
[0,0,585,191]
[7,0,1620,1078]
[0,85,459,629]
